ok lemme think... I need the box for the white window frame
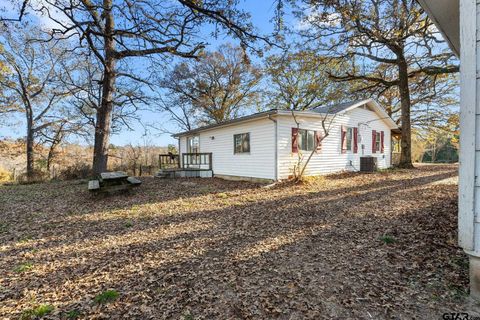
[376,132,381,152]
[234,132,250,154]
[298,129,315,152]
[346,127,353,152]
[187,135,200,153]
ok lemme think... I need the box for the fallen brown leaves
[0,164,477,319]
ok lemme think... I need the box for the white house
[171,99,399,181]
[414,0,480,298]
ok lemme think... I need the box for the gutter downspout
[268,114,278,181]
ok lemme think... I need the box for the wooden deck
[157,153,213,179]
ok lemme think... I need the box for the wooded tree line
[0,0,459,180]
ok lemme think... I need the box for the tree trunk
[26,116,34,180]
[397,57,414,168]
[92,0,116,175]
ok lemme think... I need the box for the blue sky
[0,0,294,147]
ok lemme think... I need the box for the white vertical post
[460,0,480,298]
[459,0,476,251]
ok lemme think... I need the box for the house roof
[312,99,371,114]
[416,0,459,57]
[172,109,278,137]
[173,99,398,137]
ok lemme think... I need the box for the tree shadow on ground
[1,165,471,319]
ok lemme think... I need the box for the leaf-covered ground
[0,164,478,319]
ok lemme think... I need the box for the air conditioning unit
[360,156,378,172]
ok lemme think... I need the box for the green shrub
[379,235,396,244]
[94,290,119,304]
[20,304,54,320]
[14,262,33,273]
[66,309,81,319]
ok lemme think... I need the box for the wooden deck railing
[182,153,212,170]
[159,154,180,169]
[159,153,212,170]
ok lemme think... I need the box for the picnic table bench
[88,171,142,193]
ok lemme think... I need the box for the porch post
[459,0,480,298]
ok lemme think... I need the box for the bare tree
[293,0,459,168]
[29,0,274,174]
[265,50,358,111]
[158,44,262,129]
[291,110,336,181]
[0,0,29,22]
[0,27,71,179]
[58,54,146,139]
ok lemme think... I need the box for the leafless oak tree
[293,0,459,168]
[159,44,262,129]
[0,27,71,179]
[29,0,274,174]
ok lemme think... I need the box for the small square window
[234,133,250,153]
[298,129,315,151]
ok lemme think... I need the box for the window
[187,136,200,153]
[234,133,250,153]
[376,132,381,152]
[346,127,353,151]
[298,129,315,151]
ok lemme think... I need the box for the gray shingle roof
[312,99,369,114]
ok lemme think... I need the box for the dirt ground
[0,164,478,319]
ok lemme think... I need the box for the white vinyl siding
[277,107,392,179]
[180,118,276,180]
[177,104,394,181]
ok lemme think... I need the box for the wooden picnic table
[89,171,141,193]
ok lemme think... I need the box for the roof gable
[173,99,398,137]
[311,99,398,129]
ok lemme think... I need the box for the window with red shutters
[381,131,384,153]
[314,131,322,152]
[341,126,347,154]
[292,127,299,153]
[353,127,358,153]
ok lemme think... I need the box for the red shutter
[292,127,299,153]
[353,127,358,154]
[314,130,322,152]
[381,131,384,153]
[372,130,376,153]
[341,126,347,154]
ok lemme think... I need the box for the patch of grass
[124,220,133,228]
[18,235,33,243]
[183,313,194,320]
[216,192,228,199]
[0,222,8,233]
[66,309,81,319]
[14,262,33,273]
[94,290,119,304]
[20,304,54,320]
[379,235,396,244]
